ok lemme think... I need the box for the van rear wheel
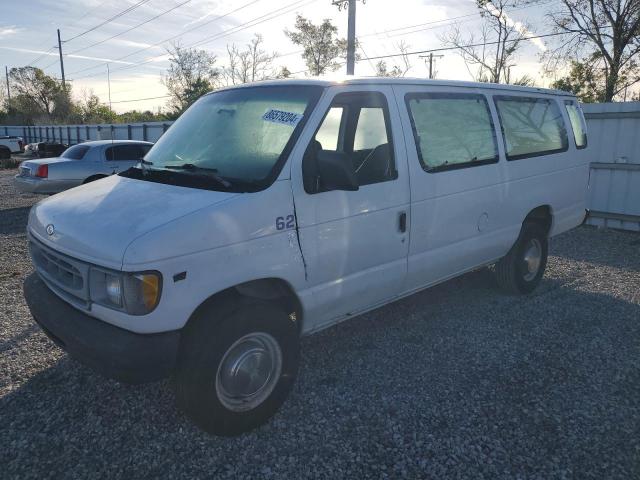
[175,299,300,436]
[494,222,548,294]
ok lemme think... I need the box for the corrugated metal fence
[3,102,640,231]
[582,103,640,232]
[1,122,173,144]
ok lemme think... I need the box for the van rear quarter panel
[493,93,590,243]
[393,84,588,291]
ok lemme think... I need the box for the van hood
[28,174,238,268]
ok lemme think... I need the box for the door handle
[398,212,407,233]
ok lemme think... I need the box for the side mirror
[316,150,359,192]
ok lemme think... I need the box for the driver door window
[304,92,396,192]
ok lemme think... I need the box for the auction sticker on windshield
[262,109,303,127]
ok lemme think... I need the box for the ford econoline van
[23,78,589,435]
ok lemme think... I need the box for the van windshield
[139,85,322,192]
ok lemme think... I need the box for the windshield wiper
[163,163,232,188]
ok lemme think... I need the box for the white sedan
[14,140,153,194]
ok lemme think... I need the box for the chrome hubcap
[522,238,542,281]
[215,332,282,412]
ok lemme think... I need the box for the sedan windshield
[141,85,322,191]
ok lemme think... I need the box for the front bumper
[24,272,180,384]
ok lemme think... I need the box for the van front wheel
[175,300,300,436]
[494,223,548,294]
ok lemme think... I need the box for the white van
[23,78,589,435]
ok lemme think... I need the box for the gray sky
[0,0,556,112]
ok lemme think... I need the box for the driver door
[291,86,410,331]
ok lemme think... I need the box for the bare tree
[162,43,219,114]
[440,0,531,83]
[0,78,6,107]
[223,34,278,85]
[374,41,412,77]
[546,0,640,102]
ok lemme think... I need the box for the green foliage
[80,94,118,123]
[5,67,67,123]
[374,42,412,78]
[276,66,292,79]
[550,58,606,103]
[374,61,403,77]
[162,44,219,115]
[285,15,347,76]
[550,0,640,102]
[117,109,170,123]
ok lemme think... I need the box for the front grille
[29,236,91,309]
[34,247,83,290]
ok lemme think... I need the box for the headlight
[123,273,161,315]
[89,268,161,315]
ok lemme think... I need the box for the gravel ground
[0,167,639,479]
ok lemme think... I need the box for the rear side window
[106,144,149,161]
[564,100,587,149]
[405,92,498,172]
[61,144,90,160]
[494,96,568,160]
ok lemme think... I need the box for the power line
[358,11,481,38]
[66,0,193,55]
[355,30,584,63]
[72,0,316,81]
[109,94,170,104]
[188,0,316,49]
[66,0,266,77]
[102,30,575,108]
[25,47,57,67]
[23,0,113,66]
[288,25,592,78]
[360,0,554,40]
[63,0,112,31]
[64,0,153,43]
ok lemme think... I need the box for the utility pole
[107,64,112,111]
[419,53,444,79]
[505,64,515,84]
[4,66,10,101]
[333,0,359,76]
[57,29,66,91]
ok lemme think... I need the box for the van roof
[218,76,572,97]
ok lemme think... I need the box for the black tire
[494,222,548,294]
[175,299,300,436]
[0,147,10,160]
[83,175,107,184]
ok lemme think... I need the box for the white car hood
[28,174,238,268]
